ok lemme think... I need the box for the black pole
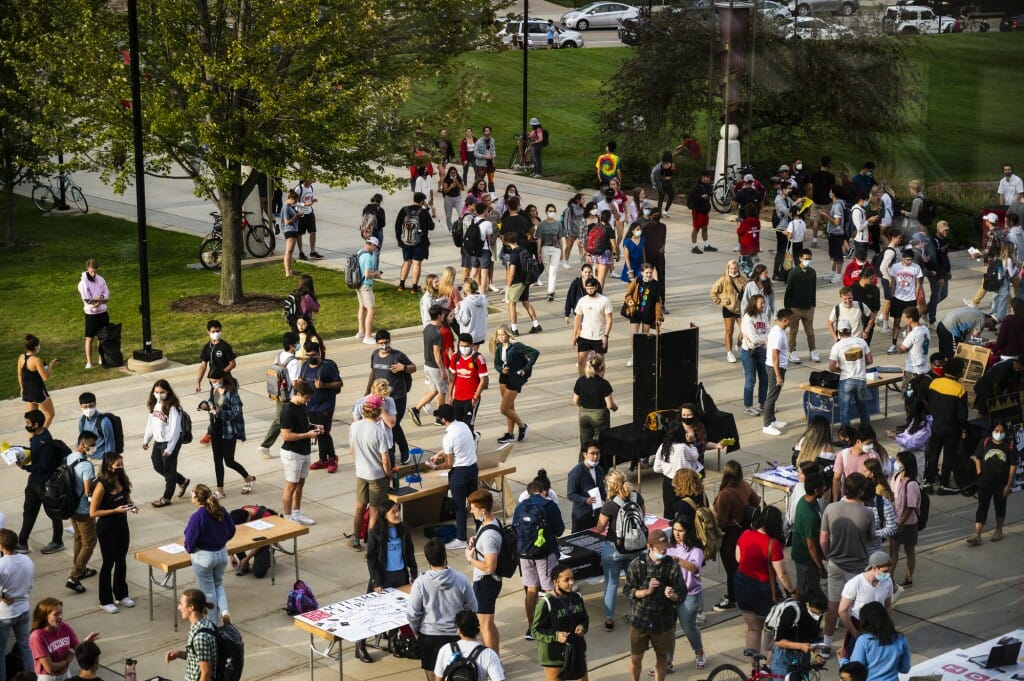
[55,151,69,210]
[522,0,529,150]
[128,0,162,362]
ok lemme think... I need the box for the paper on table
[438,471,449,478]
[246,519,273,530]
[159,543,187,554]
[587,487,602,510]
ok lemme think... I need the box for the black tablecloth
[557,531,605,580]
[598,423,661,470]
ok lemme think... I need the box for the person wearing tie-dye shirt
[595,141,621,188]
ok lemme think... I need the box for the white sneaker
[117,597,136,608]
[361,337,376,345]
[887,344,898,355]
[257,447,273,459]
[445,539,468,551]
[85,362,93,369]
[626,357,634,367]
[733,245,740,252]
[762,425,782,436]
[560,261,571,270]
[772,420,789,429]
[880,320,891,333]
[963,298,975,309]
[790,352,802,364]
[830,273,843,284]
[810,350,821,363]
[727,351,737,363]
[101,604,119,614]
[291,511,316,526]
[812,238,819,247]
[662,211,672,218]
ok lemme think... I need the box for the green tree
[83,0,500,305]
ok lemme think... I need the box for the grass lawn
[0,196,420,400]
[445,33,1024,184]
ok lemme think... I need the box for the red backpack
[585,224,608,255]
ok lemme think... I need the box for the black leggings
[976,479,1009,524]
[211,428,249,487]
[97,515,130,605]
[151,441,186,500]
[721,526,741,601]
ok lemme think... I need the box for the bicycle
[507,133,535,173]
[32,172,88,214]
[711,163,756,214]
[198,210,276,269]
[705,648,826,681]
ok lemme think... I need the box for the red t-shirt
[736,529,783,583]
[30,623,79,675]
[738,217,761,256]
[449,352,488,401]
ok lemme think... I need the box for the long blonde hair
[584,355,604,378]
[438,266,458,300]
[489,324,513,353]
[606,469,634,500]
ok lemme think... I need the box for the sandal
[177,478,191,498]
[151,498,171,508]
[241,477,256,495]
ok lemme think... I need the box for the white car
[560,2,640,30]
[784,16,854,38]
[882,5,958,33]
[498,18,585,48]
[758,0,794,22]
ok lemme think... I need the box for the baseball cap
[743,173,755,183]
[363,395,384,410]
[365,236,380,246]
[984,212,999,223]
[778,164,790,172]
[837,319,852,333]
[869,551,891,567]
[648,531,670,548]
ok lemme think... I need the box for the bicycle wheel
[706,663,748,681]
[522,146,535,173]
[245,224,275,258]
[199,235,223,269]
[32,185,56,213]
[508,145,521,170]
[711,180,733,213]
[70,187,89,214]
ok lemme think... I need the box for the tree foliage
[599,10,918,175]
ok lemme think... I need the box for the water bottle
[391,469,400,491]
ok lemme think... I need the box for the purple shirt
[184,507,236,553]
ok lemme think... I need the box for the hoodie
[455,293,488,344]
[406,567,477,636]
[77,271,109,315]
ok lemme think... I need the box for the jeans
[771,644,810,680]
[675,593,703,654]
[578,407,610,451]
[449,464,479,541]
[601,542,637,619]
[18,480,62,546]
[192,547,229,619]
[992,279,1010,321]
[763,368,786,427]
[541,246,561,294]
[740,346,768,408]
[531,144,543,176]
[151,440,186,500]
[211,428,250,486]
[739,255,755,278]
[937,322,955,360]
[97,515,130,605]
[837,378,869,429]
[926,275,948,324]
[0,610,32,681]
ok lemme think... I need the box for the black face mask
[308,355,321,365]
[682,417,695,426]
[25,425,36,433]
[85,272,96,282]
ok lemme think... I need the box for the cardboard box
[954,343,992,408]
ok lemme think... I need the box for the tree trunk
[4,188,14,248]
[218,180,245,305]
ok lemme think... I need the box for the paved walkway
[4,168,1021,680]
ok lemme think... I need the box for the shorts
[828,233,846,261]
[880,278,892,301]
[890,297,914,322]
[692,211,709,230]
[520,554,558,590]
[356,285,376,309]
[468,250,494,270]
[499,372,527,393]
[591,250,614,266]
[283,228,299,239]
[892,523,918,547]
[734,571,772,617]
[826,561,860,602]
[417,633,459,671]
[547,38,555,46]
[722,307,740,319]
[355,477,389,507]
[505,282,529,303]
[576,337,606,355]
[22,385,49,404]
[84,311,109,338]
[298,212,316,234]
[280,449,310,483]
[473,575,502,614]
[629,626,675,657]
[401,244,429,262]
[425,366,449,394]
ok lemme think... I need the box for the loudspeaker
[632,328,700,425]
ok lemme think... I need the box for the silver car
[560,2,641,30]
[788,0,859,16]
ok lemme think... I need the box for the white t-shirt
[851,204,869,243]
[841,572,893,619]
[889,262,922,302]
[787,217,806,244]
[902,325,930,374]
[442,420,478,468]
[765,325,790,369]
[296,183,315,215]
[478,220,494,252]
[880,193,894,227]
[878,247,898,279]
[829,337,870,381]
[998,174,1023,206]
[829,302,870,338]
[433,640,505,681]
[574,294,614,341]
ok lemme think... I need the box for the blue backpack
[285,579,318,616]
[513,498,550,559]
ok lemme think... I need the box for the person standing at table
[429,404,478,551]
[594,469,645,632]
[566,442,607,532]
[346,395,391,553]
[184,484,236,624]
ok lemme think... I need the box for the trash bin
[97,323,125,368]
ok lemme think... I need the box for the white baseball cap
[984,212,999,223]
[365,236,380,246]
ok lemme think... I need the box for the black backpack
[513,498,550,559]
[914,480,930,531]
[463,218,484,257]
[400,207,424,246]
[477,522,519,578]
[179,410,194,445]
[43,448,85,519]
[983,260,1005,292]
[77,412,124,455]
[441,642,485,681]
[519,249,542,285]
[191,622,245,681]
[452,213,471,249]
[871,246,894,273]
[300,358,342,394]
[541,127,550,147]
[917,196,937,227]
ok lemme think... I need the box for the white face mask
[459,346,472,356]
[547,211,557,218]
[993,431,1006,442]
[862,443,875,453]
[153,392,166,401]
[209,331,221,341]
[584,458,599,468]
[795,163,803,171]
[894,462,904,473]
[807,610,822,621]
[633,230,642,237]
[81,407,96,419]
[801,259,812,268]
[650,550,665,562]
[87,446,98,455]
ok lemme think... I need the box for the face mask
[25,425,35,433]
[547,211,557,218]
[795,163,803,171]
[682,417,695,426]
[894,462,904,473]
[209,332,221,341]
[87,446,97,455]
[728,271,739,277]
[459,346,472,356]
[862,443,875,453]
[379,344,391,353]
[633,230,642,237]
[509,192,516,197]
[876,571,891,583]
[760,275,768,282]
[308,355,320,365]
[807,610,822,622]
[588,210,597,217]
[993,431,1006,442]
[801,259,812,268]
[585,458,599,468]
[82,407,96,419]
[643,208,652,216]
[650,550,665,562]
[153,392,166,401]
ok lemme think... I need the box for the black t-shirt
[774,602,821,644]
[509,246,528,284]
[501,213,531,237]
[734,186,762,211]
[280,402,312,455]
[573,376,613,410]
[809,169,836,205]
[422,324,443,369]
[369,349,413,399]
[973,437,1019,483]
[851,282,880,314]
[199,340,235,374]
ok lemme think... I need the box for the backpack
[440,642,486,681]
[43,449,85,520]
[513,498,550,559]
[541,128,550,148]
[463,218,484,257]
[885,191,902,221]
[283,293,301,327]
[266,355,297,401]
[400,207,424,246]
[763,598,801,639]
[613,493,648,554]
[477,522,519,578]
[683,498,723,562]
[871,246,895,273]
[983,260,1005,292]
[78,412,124,455]
[359,210,377,240]
[519,249,542,285]
[179,410,194,445]
[192,621,244,681]
[452,213,472,249]
[345,250,365,289]
[913,481,930,531]
[285,579,319,616]
[585,224,609,256]
[917,196,936,227]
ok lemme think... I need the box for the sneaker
[118,597,136,608]
[886,344,898,354]
[627,357,634,367]
[662,211,672,218]
[529,324,543,333]
[812,238,819,247]
[85,362,93,369]
[258,446,273,459]
[409,407,423,426]
[41,542,65,555]
[524,628,535,641]
[696,652,707,669]
[65,579,86,594]
[712,596,734,612]
[727,351,737,363]
[966,534,983,546]
[992,528,1004,542]
[518,423,529,442]
[445,539,468,551]
[662,306,670,315]
[488,284,500,293]
[790,352,802,364]
[762,425,782,436]
[898,578,913,587]
[309,459,328,470]
[309,251,324,260]
[400,451,411,465]
[963,298,975,309]
[546,293,554,302]
[810,350,821,363]
[511,328,520,337]
[880,320,891,333]
[326,456,339,474]
[921,483,935,494]
[434,418,444,427]
[891,585,905,604]
[81,568,97,579]
[744,407,759,417]
[361,337,376,345]
[772,420,789,428]
[347,537,363,552]
[936,485,960,496]
[560,261,571,270]
[704,245,718,252]
[692,246,703,255]
[497,432,515,444]
[100,603,119,614]
[291,511,316,526]
[732,245,740,252]
[298,252,308,260]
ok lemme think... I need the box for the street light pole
[522,0,529,150]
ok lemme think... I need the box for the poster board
[294,588,409,642]
[954,343,992,408]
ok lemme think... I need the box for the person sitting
[227,505,278,577]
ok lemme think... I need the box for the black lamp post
[522,0,529,149]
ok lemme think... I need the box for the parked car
[999,12,1024,30]
[788,0,859,16]
[784,15,856,37]
[498,18,585,48]
[757,0,795,21]
[882,5,959,32]
[560,2,640,30]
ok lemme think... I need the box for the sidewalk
[4,167,1021,680]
